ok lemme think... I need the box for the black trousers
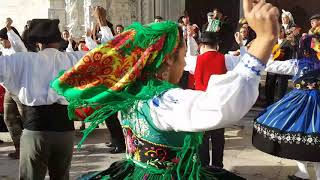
[199,128,225,168]
[178,71,189,89]
[105,113,125,148]
[265,73,291,106]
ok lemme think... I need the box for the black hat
[198,31,220,44]
[27,19,62,44]
[310,14,320,21]
[0,28,8,40]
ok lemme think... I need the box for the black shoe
[0,140,3,144]
[80,124,86,131]
[8,151,19,159]
[105,142,114,147]
[109,146,125,154]
[288,175,309,180]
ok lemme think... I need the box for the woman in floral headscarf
[52,0,279,179]
[252,30,320,180]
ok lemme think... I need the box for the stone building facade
[0,0,317,39]
[0,0,185,38]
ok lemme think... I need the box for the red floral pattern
[59,30,168,92]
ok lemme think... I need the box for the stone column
[239,0,244,18]
[65,0,84,38]
[48,0,67,30]
[84,0,93,31]
[140,0,155,24]
[154,0,185,22]
[108,0,139,26]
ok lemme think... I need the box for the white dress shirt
[0,48,86,106]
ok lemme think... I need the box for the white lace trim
[254,123,320,146]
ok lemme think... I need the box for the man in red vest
[194,31,227,168]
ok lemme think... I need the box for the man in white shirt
[0,6,113,178]
[0,18,87,180]
[0,17,28,159]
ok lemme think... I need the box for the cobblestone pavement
[0,108,316,180]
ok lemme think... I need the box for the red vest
[194,51,227,91]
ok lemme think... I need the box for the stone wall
[0,0,186,38]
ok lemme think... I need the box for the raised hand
[68,35,73,43]
[243,0,279,64]
[5,18,13,30]
[92,6,107,27]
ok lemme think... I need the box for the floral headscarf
[51,21,181,145]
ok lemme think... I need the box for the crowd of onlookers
[174,8,320,178]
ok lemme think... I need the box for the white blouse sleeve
[7,29,27,52]
[184,36,199,74]
[65,42,74,52]
[224,54,240,71]
[85,36,98,50]
[265,59,297,75]
[224,46,248,71]
[100,26,114,44]
[150,53,265,132]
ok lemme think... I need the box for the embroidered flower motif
[93,52,103,61]
[270,134,275,139]
[286,135,291,141]
[296,136,302,142]
[171,157,180,164]
[254,123,319,146]
[125,129,137,154]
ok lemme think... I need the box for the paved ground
[0,108,316,180]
